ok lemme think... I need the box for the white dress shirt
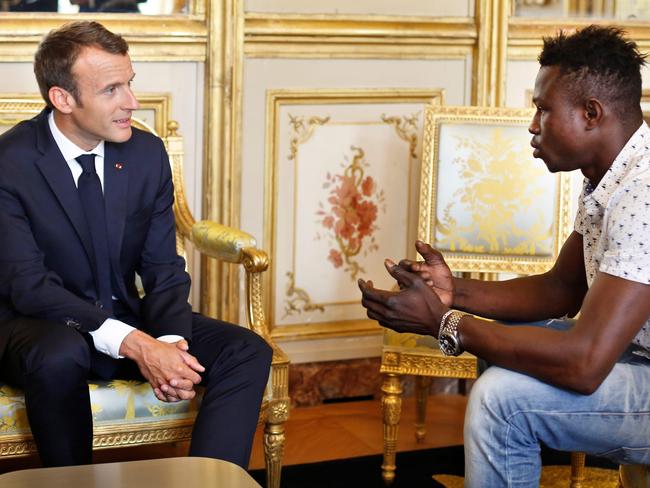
[48,112,182,358]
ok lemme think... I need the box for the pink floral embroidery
[316,147,384,279]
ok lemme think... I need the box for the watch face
[439,333,459,356]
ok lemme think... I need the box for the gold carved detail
[268,400,290,424]
[92,425,194,449]
[283,272,325,317]
[0,440,36,456]
[383,352,399,366]
[381,113,420,159]
[288,114,330,161]
[381,351,477,378]
[380,374,403,484]
[264,422,286,488]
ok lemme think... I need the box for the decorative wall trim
[508,18,650,60]
[201,0,243,320]
[244,14,476,58]
[264,88,442,341]
[0,15,207,61]
[474,0,509,106]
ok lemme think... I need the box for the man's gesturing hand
[359,261,448,337]
[395,240,455,307]
[119,330,205,403]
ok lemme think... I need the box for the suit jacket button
[95,300,103,309]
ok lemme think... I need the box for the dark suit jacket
[0,109,192,360]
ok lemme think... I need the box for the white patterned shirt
[574,122,650,355]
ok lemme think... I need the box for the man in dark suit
[0,20,272,468]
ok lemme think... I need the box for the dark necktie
[76,154,113,314]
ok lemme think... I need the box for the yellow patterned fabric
[0,381,202,436]
[383,328,439,351]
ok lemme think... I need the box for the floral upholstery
[0,380,202,436]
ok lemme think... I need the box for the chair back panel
[418,105,573,275]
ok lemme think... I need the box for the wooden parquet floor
[249,394,467,469]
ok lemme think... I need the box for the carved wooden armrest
[190,221,286,363]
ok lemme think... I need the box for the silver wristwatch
[438,310,468,356]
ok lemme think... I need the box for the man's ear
[584,98,604,129]
[48,86,76,114]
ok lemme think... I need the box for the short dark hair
[539,25,646,120]
[34,21,129,109]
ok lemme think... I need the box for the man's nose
[124,86,140,110]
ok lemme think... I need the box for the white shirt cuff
[89,318,136,359]
[156,335,184,344]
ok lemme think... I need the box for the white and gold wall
[2,0,650,365]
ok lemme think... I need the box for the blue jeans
[464,319,650,487]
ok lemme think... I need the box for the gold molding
[0,15,207,61]
[264,88,443,341]
[244,14,476,59]
[201,0,243,320]
[508,18,650,60]
[474,0,509,106]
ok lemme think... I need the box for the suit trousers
[0,314,272,468]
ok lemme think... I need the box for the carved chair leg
[618,463,649,488]
[264,420,286,488]
[381,373,403,484]
[570,451,586,488]
[414,375,431,442]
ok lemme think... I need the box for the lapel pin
[115,163,124,170]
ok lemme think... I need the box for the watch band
[438,310,469,356]
[437,309,455,339]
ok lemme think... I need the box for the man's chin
[541,159,560,173]
[108,127,133,143]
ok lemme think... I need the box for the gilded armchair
[0,97,290,488]
[380,105,573,483]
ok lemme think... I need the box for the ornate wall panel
[263,89,443,341]
[237,3,479,362]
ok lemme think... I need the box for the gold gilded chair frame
[0,96,290,488]
[380,104,573,483]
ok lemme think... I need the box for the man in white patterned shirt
[359,25,650,487]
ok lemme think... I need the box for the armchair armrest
[191,220,258,265]
[190,221,288,366]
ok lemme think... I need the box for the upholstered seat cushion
[0,381,201,436]
[383,328,439,351]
